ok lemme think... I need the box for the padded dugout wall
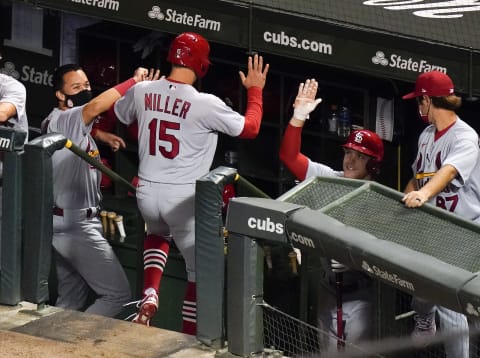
[224,176,480,355]
[0,128,27,305]
[22,133,66,304]
[195,166,237,348]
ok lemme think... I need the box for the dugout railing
[214,175,480,357]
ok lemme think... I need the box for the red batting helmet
[342,129,384,162]
[167,32,211,78]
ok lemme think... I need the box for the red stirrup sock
[142,234,170,295]
[182,281,197,335]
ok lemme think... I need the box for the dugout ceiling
[20,0,480,95]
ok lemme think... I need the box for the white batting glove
[293,79,322,121]
[331,259,349,273]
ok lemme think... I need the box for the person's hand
[239,54,269,90]
[293,79,322,121]
[132,67,161,83]
[331,259,349,273]
[93,129,126,152]
[402,190,429,208]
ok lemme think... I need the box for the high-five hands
[239,54,269,90]
[293,78,322,121]
[132,67,162,83]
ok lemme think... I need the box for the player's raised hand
[239,54,269,90]
[293,79,322,121]
[132,67,161,83]
[146,68,162,81]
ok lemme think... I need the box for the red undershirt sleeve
[95,78,138,132]
[238,86,263,139]
[279,123,309,181]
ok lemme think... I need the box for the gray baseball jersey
[114,78,245,183]
[412,117,480,223]
[42,106,130,316]
[43,107,101,209]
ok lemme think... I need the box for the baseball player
[279,79,384,349]
[0,70,28,242]
[114,32,269,334]
[42,64,157,317]
[402,71,477,357]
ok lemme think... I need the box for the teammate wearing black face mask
[40,63,158,317]
[63,88,92,108]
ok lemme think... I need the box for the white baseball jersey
[42,106,101,209]
[412,118,480,223]
[0,74,29,177]
[306,159,343,179]
[0,74,28,134]
[114,79,245,183]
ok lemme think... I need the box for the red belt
[53,207,98,218]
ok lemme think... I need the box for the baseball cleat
[125,288,158,327]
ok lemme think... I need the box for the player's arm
[0,78,26,123]
[238,54,269,138]
[82,68,159,126]
[279,79,322,181]
[92,128,126,152]
[279,124,309,181]
[402,164,457,207]
[0,101,18,123]
[403,177,417,194]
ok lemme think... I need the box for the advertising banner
[22,0,479,94]
[251,9,471,93]
[0,46,57,128]
[33,0,249,48]
[251,0,480,52]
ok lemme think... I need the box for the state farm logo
[362,260,415,292]
[0,62,20,79]
[371,51,447,74]
[147,5,221,31]
[148,6,166,20]
[0,61,53,86]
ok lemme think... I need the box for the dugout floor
[0,302,217,357]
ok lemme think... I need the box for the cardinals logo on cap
[354,131,364,144]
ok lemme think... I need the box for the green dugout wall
[0,127,27,305]
[224,176,480,356]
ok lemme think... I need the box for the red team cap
[342,129,384,162]
[167,32,211,79]
[402,71,455,99]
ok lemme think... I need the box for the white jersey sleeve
[305,158,343,179]
[0,74,28,135]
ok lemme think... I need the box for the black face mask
[64,89,92,108]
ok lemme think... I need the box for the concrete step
[0,302,217,357]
